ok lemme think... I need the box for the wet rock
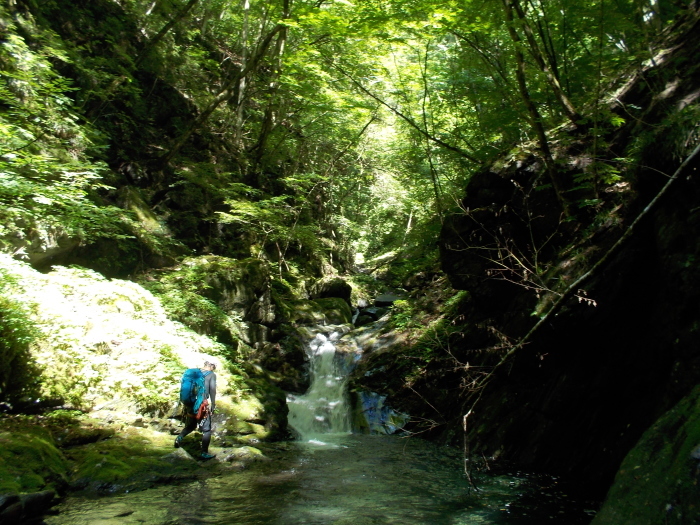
[161,447,195,464]
[20,490,56,518]
[0,494,19,514]
[354,314,375,327]
[225,460,247,470]
[310,277,352,306]
[250,333,309,393]
[0,500,22,523]
[224,446,266,461]
[0,490,57,523]
[362,306,388,320]
[352,391,409,435]
[279,297,353,326]
[220,377,290,442]
[374,294,402,307]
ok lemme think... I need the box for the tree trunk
[502,0,569,215]
[510,0,582,126]
[159,24,283,166]
[234,0,251,148]
[420,42,444,220]
[250,0,290,169]
[135,0,200,67]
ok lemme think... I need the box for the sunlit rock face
[4,225,81,268]
[0,254,229,414]
[177,256,276,332]
[0,253,294,448]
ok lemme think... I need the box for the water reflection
[47,435,595,525]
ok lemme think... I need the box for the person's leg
[175,413,197,447]
[199,413,215,458]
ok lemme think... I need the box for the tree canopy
[0,0,688,275]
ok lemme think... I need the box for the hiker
[175,360,217,459]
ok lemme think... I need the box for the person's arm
[208,373,217,412]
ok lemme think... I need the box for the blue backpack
[179,368,211,412]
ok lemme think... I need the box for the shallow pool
[46,434,596,525]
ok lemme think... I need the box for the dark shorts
[183,406,212,433]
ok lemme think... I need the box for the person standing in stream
[175,361,217,460]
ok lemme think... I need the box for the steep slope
[437,4,700,495]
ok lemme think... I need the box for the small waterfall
[287,330,352,442]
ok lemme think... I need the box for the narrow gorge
[1,0,700,524]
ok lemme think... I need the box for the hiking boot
[174,436,183,448]
[200,452,216,460]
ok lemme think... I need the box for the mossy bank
[0,251,358,520]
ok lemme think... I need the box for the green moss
[0,427,69,493]
[71,441,159,485]
[139,255,269,341]
[592,385,700,525]
[67,430,194,492]
[217,374,289,443]
[279,297,352,325]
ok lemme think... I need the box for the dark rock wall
[436,7,700,494]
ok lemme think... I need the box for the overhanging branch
[328,58,482,164]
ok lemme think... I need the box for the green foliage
[0,273,41,405]
[389,300,419,331]
[0,0,686,285]
[217,180,326,259]
[629,103,700,169]
[0,5,133,252]
[140,259,243,342]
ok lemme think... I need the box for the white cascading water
[286,331,351,442]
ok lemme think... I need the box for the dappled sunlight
[0,254,231,413]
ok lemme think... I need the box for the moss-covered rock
[0,426,69,494]
[223,445,266,461]
[67,428,198,493]
[140,255,275,346]
[592,385,700,525]
[249,338,309,393]
[277,297,353,326]
[0,254,233,414]
[218,375,289,443]
[309,277,352,306]
[0,411,196,497]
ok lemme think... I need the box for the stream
[45,322,598,525]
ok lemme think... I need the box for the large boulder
[191,256,275,326]
[0,490,57,523]
[218,375,290,442]
[592,385,700,525]
[142,255,275,347]
[276,297,353,326]
[309,277,352,307]
[249,333,309,393]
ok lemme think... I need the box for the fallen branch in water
[463,410,479,492]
